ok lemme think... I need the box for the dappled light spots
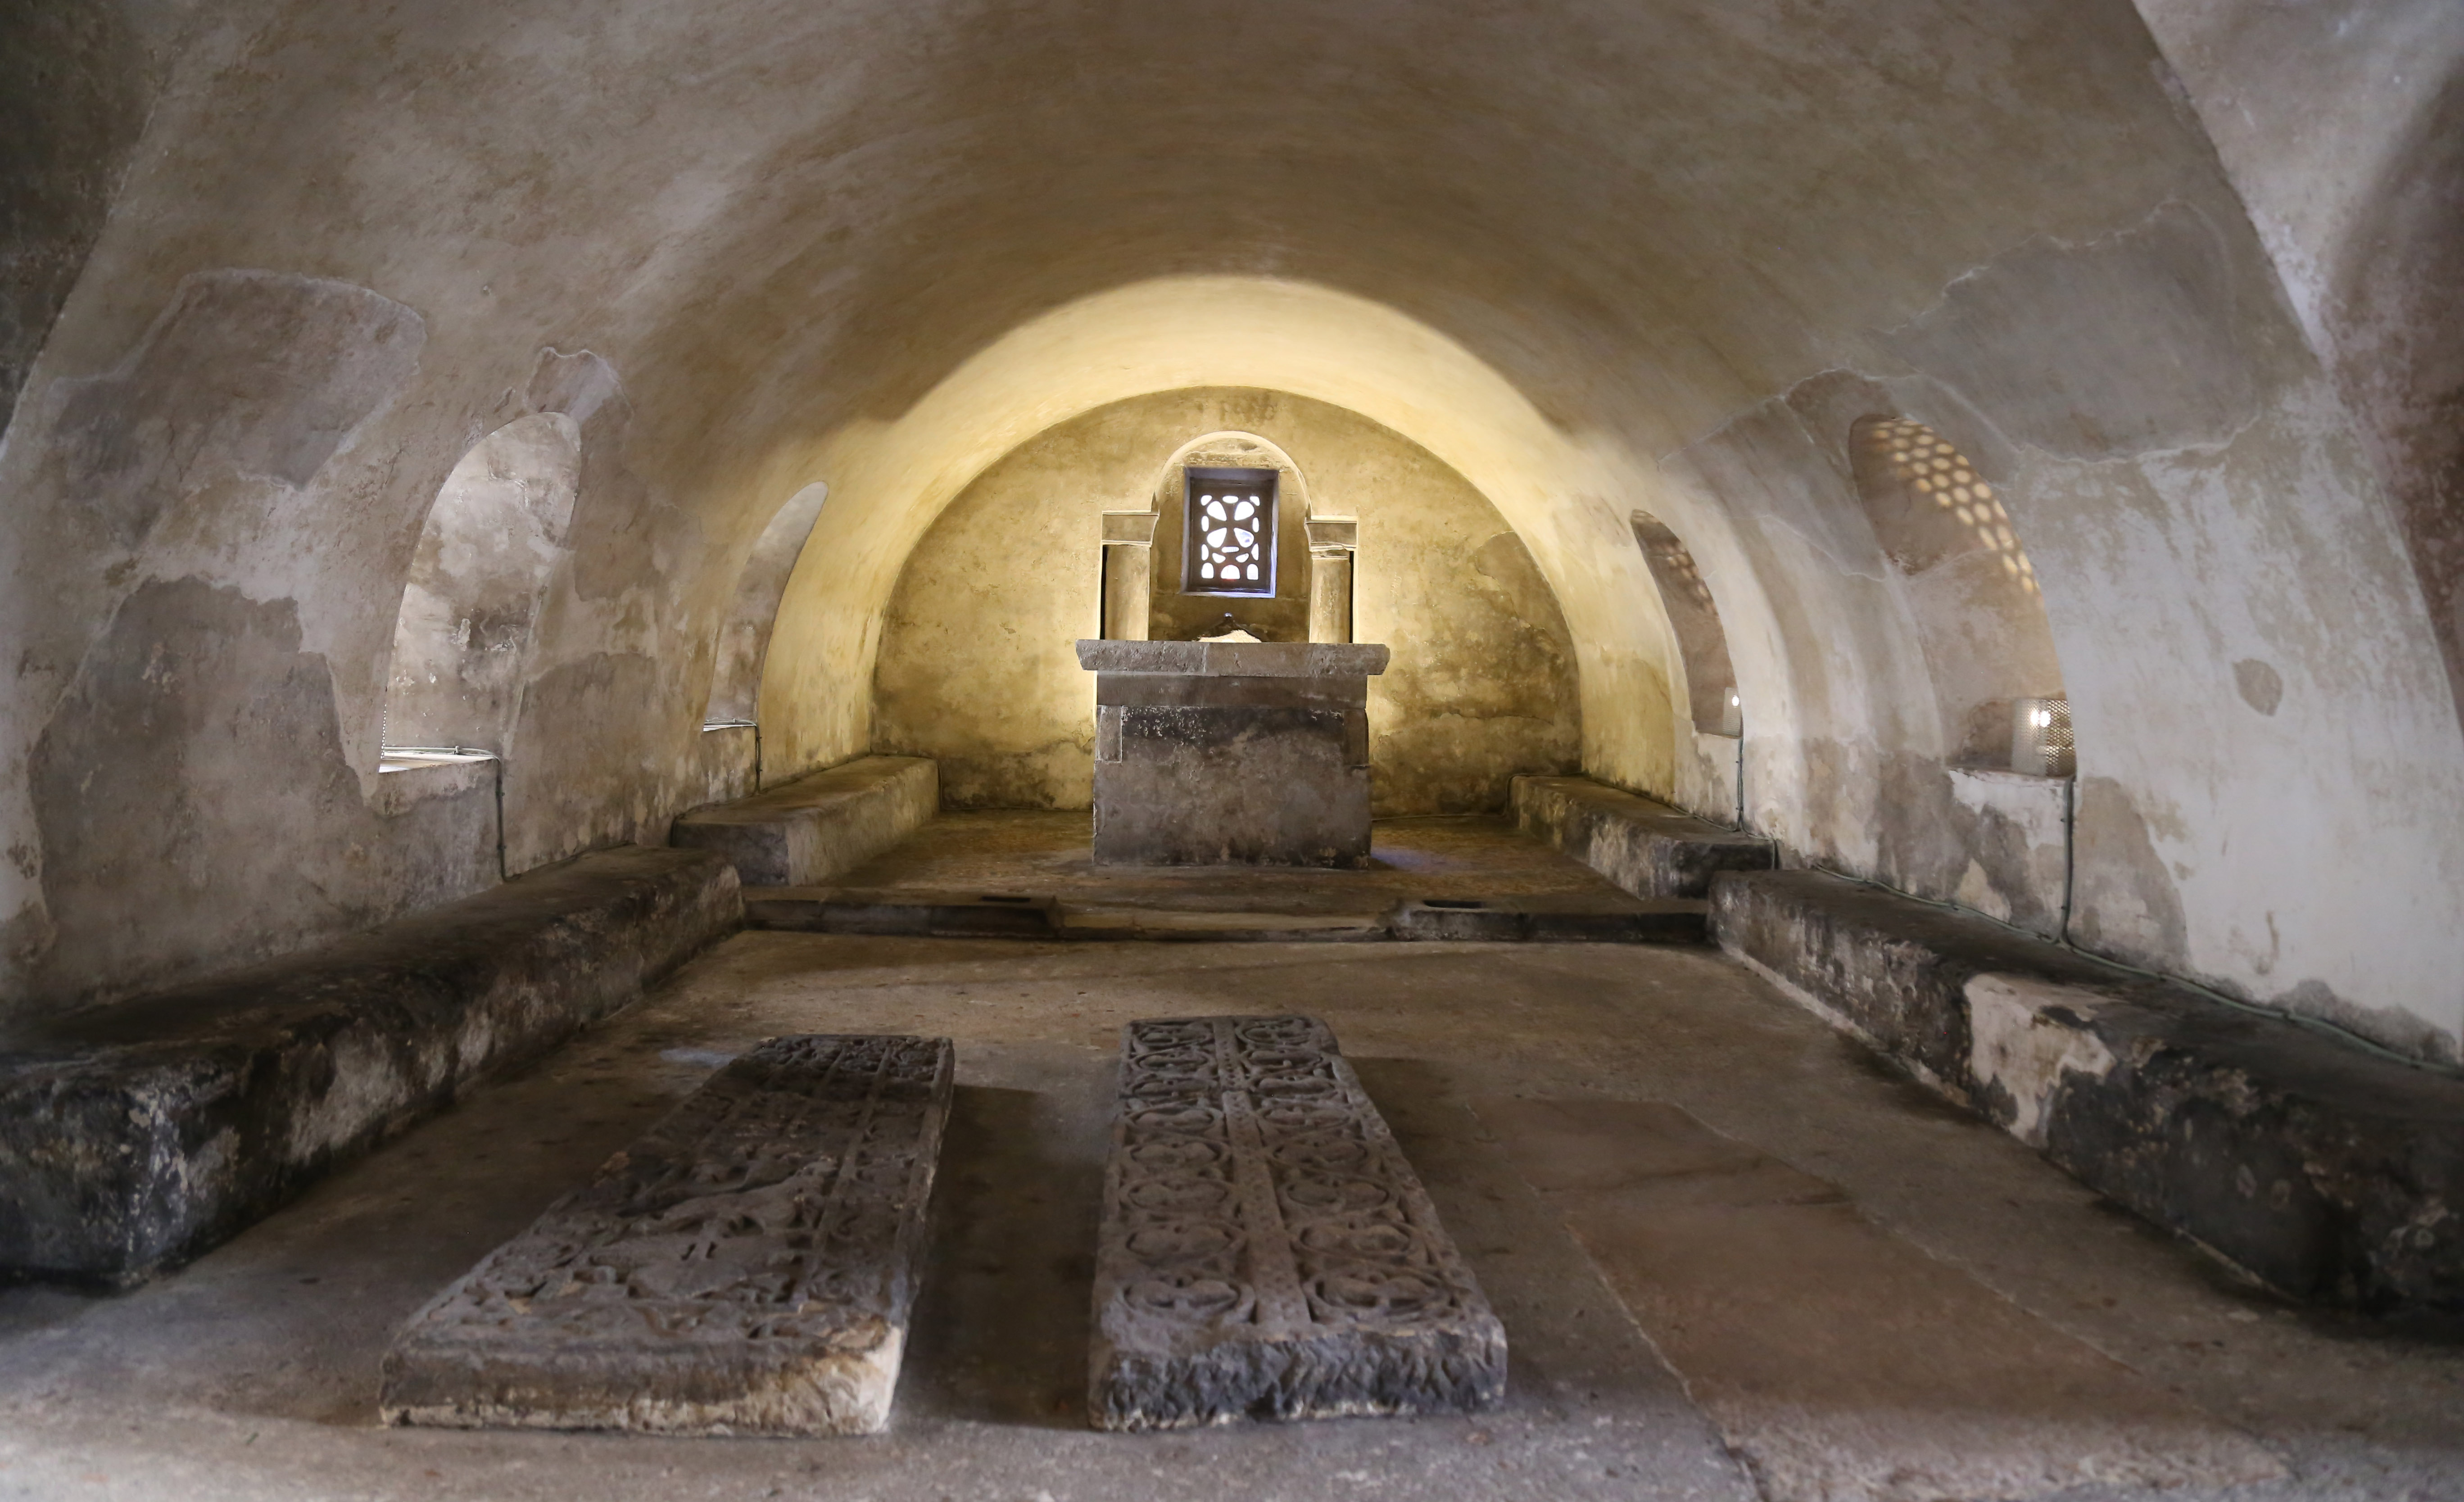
[1640,530,1717,614]
[1863,419,2039,597]
[1847,416,2068,769]
[1631,511,1737,735]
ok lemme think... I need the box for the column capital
[1305,517,1358,555]
[1102,510,1159,546]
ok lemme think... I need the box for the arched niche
[1144,431,1315,641]
[872,387,1577,814]
[380,412,582,752]
[707,482,829,726]
[1630,510,1739,736]
[1848,416,2067,770]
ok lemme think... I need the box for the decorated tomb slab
[1089,1014,1506,1429]
[381,1034,953,1435]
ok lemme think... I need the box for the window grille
[1182,466,1277,596]
[2012,696,2074,777]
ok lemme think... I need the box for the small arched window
[380,413,581,754]
[1146,433,1313,642]
[1848,416,2069,773]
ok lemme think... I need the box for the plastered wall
[0,0,2456,1060]
[1657,199,2464,1058]
[870,389,1580,814]
[2136,0,2464,741]
[0,280,756,1013]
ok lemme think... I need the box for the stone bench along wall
[0,846,743,1284]
[1712,869,2464,1313]
[1511,775,1774,899]
[669,755,938,887]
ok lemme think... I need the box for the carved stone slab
[1089,1015,1505,1430]
[381,1034,953,1435]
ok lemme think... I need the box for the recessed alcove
[870,388,1579,814]
[1631,511,1739,737]
[1847,416,2068,773]
[379,413,582,757]
[1146,433,1313,641]
[707,482,830,729]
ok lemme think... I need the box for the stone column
[1100,511,1158,640]
[1306,518,1359,644]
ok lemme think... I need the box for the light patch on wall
[1860,418,2040,596]
[1964,973,2119,1148]
[381,413,582,754]
[1848,415,2067,767]
[1629,511,1739,734]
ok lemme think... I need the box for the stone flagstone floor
[0,932,2457,1502]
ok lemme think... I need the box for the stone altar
[381,1033,953,1435]
[1075,639,1391,867]
[1087,1014,1506,1430]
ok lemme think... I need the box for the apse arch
[380,413,582,755]
[1846,415,2068,773]
[867,385,1581,813]
[752,275,1687,797]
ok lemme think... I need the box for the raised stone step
[1512,774,1773,898]
[746,889,1386,942]
[1390,894,1708,943]
[382,1033,954,1435]
[0,846,743,1285]
[1057,907,1389,942]
[745,887,1060,937]
[670,755,938,887]
[1089,1015,1506,1430]
[1712,869,2464,1313]
[745,889,1704,945]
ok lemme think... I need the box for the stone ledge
[1059,907,1388,942]
[0,846,743,1285]
[669,755,937,887]
[1075,639,1391,678]
[1511,775,1774,899]
[1710,869,2464,1312]
[746,887,1060,938]
[743,890,1706,944]
[1390,895,1708,944]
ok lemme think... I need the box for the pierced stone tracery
[1183,467,1277,595]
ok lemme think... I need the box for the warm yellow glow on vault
[753,276,1699,795]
